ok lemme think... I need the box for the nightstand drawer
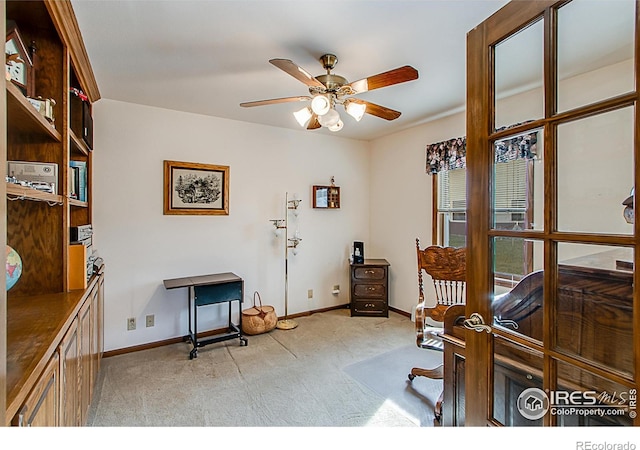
[353,283,385,298]
[352,299,387,315]
[353,267,385,280]
[350,259,390,318]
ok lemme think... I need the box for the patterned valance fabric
[425,131,538,174]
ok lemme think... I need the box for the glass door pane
[495,18,544,130]
[557,107,634,235]
[556,243,634,377]
[555,360,635,426]
[557,0,635,113]
[493,130,544,232]
[493,337,544,426]
[492,238,544,342]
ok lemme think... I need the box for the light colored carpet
[343,344,443,426]
[87,308,440,427]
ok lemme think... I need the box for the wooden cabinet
[441,308,466,427]
[93,270,105,386]
[78,293,92,425]
[59,317,79,426]
[3,0,102,426]
[79,280,100,425]
[12,353,60,427]
[349,259,390,317]
[8,281,102,426]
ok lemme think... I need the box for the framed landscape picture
[164,160,229,215]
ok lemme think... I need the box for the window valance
[425,130,538,174]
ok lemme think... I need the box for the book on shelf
[69,165,78,199]
[69,160,87,202]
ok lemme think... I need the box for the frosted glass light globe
[318,108,340,127]
[311,95,330,115]
[328,119,343,132]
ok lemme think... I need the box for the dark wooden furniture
[441,249,634,426]
[350,259,390,317]
[163,272,248,359]
[408,241,466,421]
[4,0,102,426]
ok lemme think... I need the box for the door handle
[463,312,492,333]
[494,316,519,330]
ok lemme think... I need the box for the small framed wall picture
[164,160,229,215]
[312,185,340,208]
[5,20,34,97]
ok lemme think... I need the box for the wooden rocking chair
[408,239,466,420]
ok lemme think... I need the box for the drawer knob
[365,270,375,274]
[367,286,376,291]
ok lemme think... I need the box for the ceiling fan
[240,54,419,132]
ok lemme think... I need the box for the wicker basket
[242,291,277,335]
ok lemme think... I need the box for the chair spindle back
[416,239,466,321]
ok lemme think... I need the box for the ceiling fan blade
[307,114,321,129]
[347,66,418,94]
[240,96,311,107]
[270,59,325,88]
[348,99,402,121]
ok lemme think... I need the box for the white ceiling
[71,0,512,141]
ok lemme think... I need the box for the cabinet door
[78,296,92,425]
[13,353,60,426]
[98,273,104,362]
[91,278,102,388]
[59,316,79,426]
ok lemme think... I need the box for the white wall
[93,100,370,351]
[369,114,465,315]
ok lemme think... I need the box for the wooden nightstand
[350,259,390,317]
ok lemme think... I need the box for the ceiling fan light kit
[328,120,343,132]
[318,108,340,127]
[311,94,331,115]
[240,53,418,132]
[293,106,313,127]
[345,100,366,122]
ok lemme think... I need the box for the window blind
[438,159,528,212]
[494,159,528,211]
[438,168,466,210]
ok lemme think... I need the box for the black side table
[163,272,248,359]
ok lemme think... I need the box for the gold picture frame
[164,160,229,215]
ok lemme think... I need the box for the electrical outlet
[127,317,136,331]
[146,314,155,327]
[307,289,313,299]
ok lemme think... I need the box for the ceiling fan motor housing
[314,73,348,91]
[314,54,348,91]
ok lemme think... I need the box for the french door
[465,0,639,426]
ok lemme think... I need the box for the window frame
[433,158,535,288]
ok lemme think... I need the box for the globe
[6,245,23,291]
